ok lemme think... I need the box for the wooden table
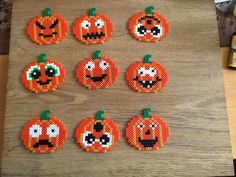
[0,0,234,176]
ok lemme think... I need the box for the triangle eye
[36,22,46,29]
[50,19,59,29]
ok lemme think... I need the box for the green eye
[45,64,60,77]
[26,66,41,80]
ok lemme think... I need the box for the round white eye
[85,61,95,71]
[82,131,95,147]
[26,65,41,80]
[29,124,42,138]
[81,20,91,29]
[151,25,163,38]
[99,132,112,148]
[99,61,109,70]
[137,123,145,130]
[45,63,60,77]
[135,23,147,37]
[138,67,146,76]
[149,67,157,77]
[95,19,104,29]
[46,124,60,138]
[149,122,157,130]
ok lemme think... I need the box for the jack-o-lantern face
[126,55,168,93]
[75,110,120,153]
[21,110,67,153]
[21,53,66,93]
[73,8,113,44]
[126,108,170,151]
[76,50,119,89]
[27,8,68,45]
[129,6,169,42]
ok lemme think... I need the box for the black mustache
[33,139,54,148]
[37,79,51,85]
[83,32,105,40]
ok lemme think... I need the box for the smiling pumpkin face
[73,8,113,44]
[21,53,65,93]
[76,50,119,89]
[21,110,67,154]
[126,55,168,93]
[126,108,170,151]
[27,8,68,45]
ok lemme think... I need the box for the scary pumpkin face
[126,108,170,151]
[129,6,169,42]
[126,55,168,93]
[76,50,119,89]
[72,8,113,44]
[75,110,120,153]
[27,8,68,45]
[21,53,66,93]
[21,110,67,153]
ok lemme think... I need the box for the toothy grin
[33,139,54,148]
[37,79,51,85]
[39,32,57,38]
[83,32,105,40]
[134,76,161,88]
[86,74,107,82]
[138,137,158,147]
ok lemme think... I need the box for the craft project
[27,8,68,45]
[126,54,168,93]
[72,8,113,44]
[126,108,170,151]
[76,50,119,89]
[21,53,66,93]
[128,6,169,42]
[75,110,120,153]
[21,110,67,154]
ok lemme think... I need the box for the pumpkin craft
[21,110,67,154]
[126,108,170,151]
[27,8,68,45]
[21,53,65,93]
[73,8,113,44]
[75,110,120,153]
[76,50,119,90]
[128,6,169,42]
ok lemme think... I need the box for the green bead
[143,108,152,118]
[146,6,155,15]
[38,53,47,63]
[95,110,105,120]
[40,110,52,120]
[43,8,52,17]
[88,8,96,16]
[143,55,152,64]
[93,50,102,59]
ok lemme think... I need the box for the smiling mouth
[33,139,54,148]
[39,32,57,38]
[138,137,158,147]
[86,74,107,82]
[134,76,161,88]
[37,79,51,85]
[83,32,105,40]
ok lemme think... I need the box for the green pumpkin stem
[88,8,97,16]
[143,108,152,119]
[40,110,52,120]
[43,8,52,17]
[95,110,105,121]
[146,6,155,15]
[143,54,152,64]
[93,50,102,59]
[38,53,47,63]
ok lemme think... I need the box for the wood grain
[1,0,234,176]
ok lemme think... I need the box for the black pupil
[139,124,143,128]
[151,26,160,36]
[46,67,56,77]
[152,70,155,72]
[140,71,143,75]
[85,133,95,144]
[51,129,55,132]
[100,134,110,145]
[97,23,100,26]
[104,63,106,65]
[31,69,41,80]
[88,66,91,69]
[86,24,89,27]
[137,25,146,34]
[34,129,37,133]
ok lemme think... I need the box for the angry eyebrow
[35,21,46,29]
[138,16,160,23]
[50,19,59,29]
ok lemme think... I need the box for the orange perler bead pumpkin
[76,50,119,90]
[129,6,169,42]
[72,8,113,44]
[126,54,168,93]
[21,110,67,154]
[21,53,66,93]
[75,110,120,153]
[27,8,68,45]
[126,108,170,151]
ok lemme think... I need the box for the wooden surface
[0,0,234,176]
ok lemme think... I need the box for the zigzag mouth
[134,76,161,88]
[86,74,107,82]
[37,79,51,85]
[83,32,105,40]
[39,32,57,38]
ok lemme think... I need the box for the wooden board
[1,0,234,176]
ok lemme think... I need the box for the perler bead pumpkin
[126,108,170,151]
[75,110,120,153]
[27,8,68,45]
[21,53,66,93]
[72,8,113,44]
[128,6,169,42]
[126,54,168,93]
[21,110,67,154]
[76,50,119,90]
